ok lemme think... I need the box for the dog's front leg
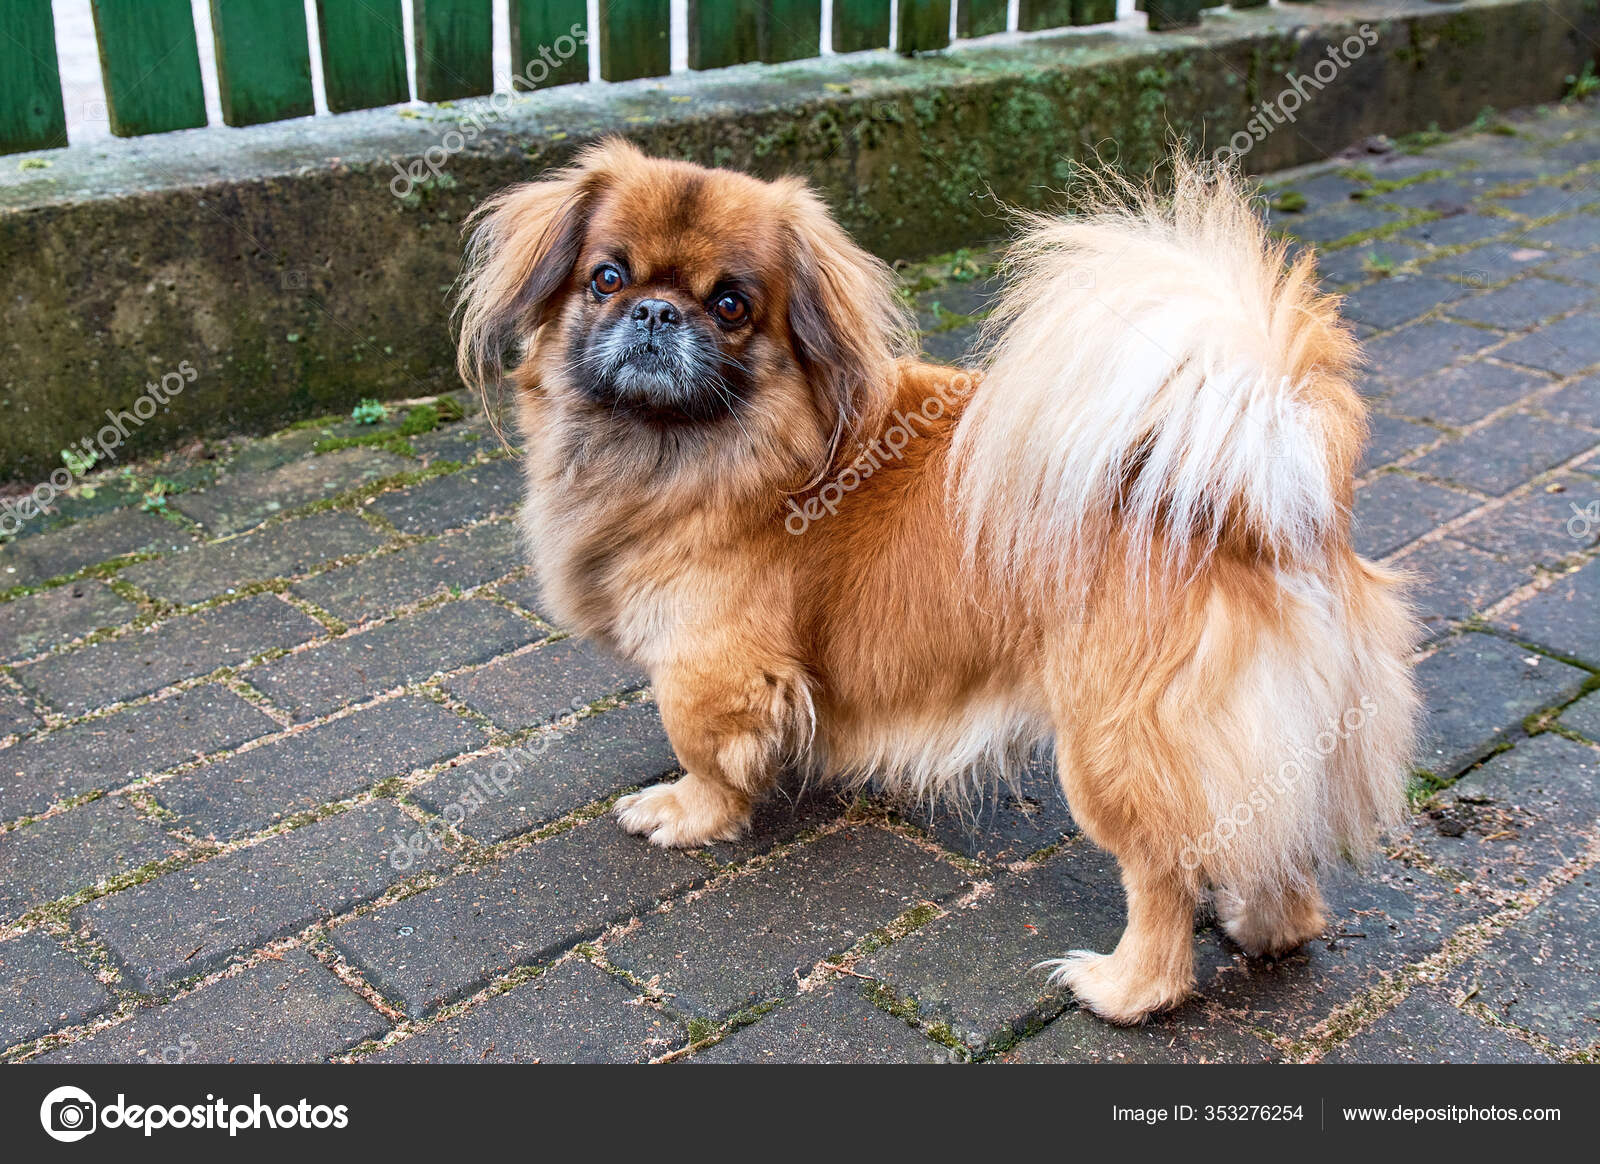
[614,661,802,848]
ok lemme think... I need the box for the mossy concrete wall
[2,0,1595,480]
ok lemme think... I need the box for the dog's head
[456,139,913,487]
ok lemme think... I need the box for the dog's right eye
[591,264,625,296]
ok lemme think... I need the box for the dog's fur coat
[455,140,1419,1023]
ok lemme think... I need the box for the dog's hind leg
[1040,692,1206,1024]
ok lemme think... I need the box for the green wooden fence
[0,0,1226,156]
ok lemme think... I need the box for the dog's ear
[780,180,915,453]
[455,139,641,394]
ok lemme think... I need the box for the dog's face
[559,169,792,423]
[456,140,913,490]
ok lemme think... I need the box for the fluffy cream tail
[952,159,1367,586]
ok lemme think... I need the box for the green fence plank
[209,0,314,126]
[0,0,66,154]
[90,0,206,136]
[1017,0,1072,30]
[897,0,950,52]
[762,0,821,63]
[413,0,493,101]
[833,0,890,54]
[957,0,1006,38]
[1146,0,1205,27]
[1072,0,1118,22]
[315,0,408,111]
[688,0,760,69]
[511,0,589,88]
[599,0,670,81]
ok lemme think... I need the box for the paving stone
[1364,320,1498,384]
[155,696,486,840]
[1561,690,1600,740]
[1414,632,1590,778]
[607,826,969,1021]
[1383,360,1545,427]
[0,691,40,739]
[921,323,981,366]
[74,802,447,992]
[1323,987,1551,1063]
[491,573,550,621]
[918,759,1075,864]
[1006,1005,1276,1064]
[1412,733,1598,895]
[1537,253,1600,285]
[703,777,855,865]
[38,948,387,1064]
[1351,476,1477,558]
[1492,556,1600,665]
[442,637,646,731]
[1525,211,1600,252]
[1315,242,1425,288]
[1452,473,1598,567]
[174,447,411,536]
[370,959,683,1063]
[1500,184,1599,219]
[409,701,678,845]
[331,821,706,1016]
[1448,278,1594,330]
[1399,214,1516,249]
[1537,373,1600,425]
[694,982,954,1063]
[119,511,386,605]
[12,594,322,714]
[1451,873,1600,1050]
[860,845,1124,1052]
[0,685,277,821]
[917,274,1002,320]
[292,520,522,623]
[1283,203,1399,245]
[1341,276,1467,329]
[366,457,523,536]
[0,579,136,664]
[246,598,539,720]
[0,510,193,589]
[1400,538,1526,641]
[0,797,185,919]
[1375,178,1479,213]
[1361,413,1440,472]
[1411,413,1596,495]
[1418,242,1555,285]
[409,424,496,464]
[1198,865,1482,1036]
[1496,310,1600,374]
[0,932,113,1049]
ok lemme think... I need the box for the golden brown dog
[455,139,1419,1024]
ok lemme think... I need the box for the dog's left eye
[712,291,749,327]
[591,264,625,296]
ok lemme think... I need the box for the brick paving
[2,102,1599,1065]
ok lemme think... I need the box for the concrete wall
[2,0,1596,480]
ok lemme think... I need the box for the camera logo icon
[40,1086,97,1142]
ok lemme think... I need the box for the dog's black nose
[631,298,680,331]
[627,297,678,329]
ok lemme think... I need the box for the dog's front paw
[614,776,749,848]
[1039,950,1191,1026]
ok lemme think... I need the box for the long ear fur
[454,139,643,397]
[778,180,916,459]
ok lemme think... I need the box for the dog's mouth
[578,332,740,424]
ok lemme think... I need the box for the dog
[454,139,1419,1024]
